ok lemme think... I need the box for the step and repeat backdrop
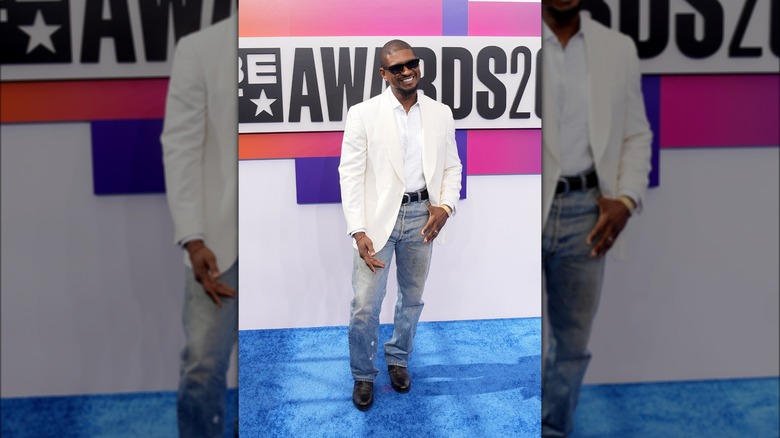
[0,0,240,398]
[1,0,776,393]
[237,0,544,330]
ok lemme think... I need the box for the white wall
[2,123,777,399]
[0,123,237,398]
[238,159,543,329]
[584,147,780,383]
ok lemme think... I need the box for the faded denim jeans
[178,261,238,438]
[542,188,605,437]
[349,200,433,382]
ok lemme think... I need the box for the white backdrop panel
[583,147,780,383]
[238,160,542,330]
[0,123,237,397]
[3,130,777,397]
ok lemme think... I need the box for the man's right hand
[353,232,385,273]
[185,240,236,307]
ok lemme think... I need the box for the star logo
[238,48,283,123]
[0,0,71,64]
[19,10,60,54]
[251,89,277,117]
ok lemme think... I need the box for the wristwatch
[618,195,637,216]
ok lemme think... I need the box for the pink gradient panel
[239,132,342,159]
[467,129,541,175]
[0,79,167,123]
[240,0,443,37]
[468,2,541,36]
[660,75,780,148]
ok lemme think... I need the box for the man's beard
[394,79,418,96]
[547,3,581,24]
[396,85,418,96]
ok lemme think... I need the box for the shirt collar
[388,88,420,111]
[542,17,585,45]
[542,20,556,43]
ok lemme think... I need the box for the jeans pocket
[587,187,601,204]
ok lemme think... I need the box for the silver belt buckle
[402,193,412,204]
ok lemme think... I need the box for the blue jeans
[542,189,605,437]
[178,261,238,438]
[349,200,433,381]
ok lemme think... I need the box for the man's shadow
[401,355,541,398]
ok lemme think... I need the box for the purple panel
[641,75,661,188]
[456,129,467,199]
[443,0,469,36]
[295,157,342,204]
[91,119,166,195]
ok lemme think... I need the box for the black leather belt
[401,188,429,205]
[556,169,598,194]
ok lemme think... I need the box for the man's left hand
[586,196,632,257]
[422,205,449,244]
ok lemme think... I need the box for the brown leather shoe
[388,365,411,393]
[352,381,374,410]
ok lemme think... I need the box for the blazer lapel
[380,88,406,184]
[418,95,437,185]
[541,45,561,166]
[583,16,611,164]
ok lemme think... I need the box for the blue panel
[295,157,342,204]
[91,119,166,195]
[641,75,661,188]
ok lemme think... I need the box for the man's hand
[185,240,236,307]
[422,205,449,244]
[354,232,385,273]
[586,196,632,257]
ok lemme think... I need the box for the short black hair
[380,40,414,68]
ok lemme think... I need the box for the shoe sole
[354,399,373,411]
[390,382,410,393]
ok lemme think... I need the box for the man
[338,39,463,411]
[161,15,238,438]
[540,0,652,436]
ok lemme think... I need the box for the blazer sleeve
[439,106,463,212]
[160,35,208,246]
[617,39,653,212]
[338,106,368,235]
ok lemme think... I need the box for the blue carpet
[238,318,543,437]
[1,389,237,437]
[574,377,779,438]
[2,339,775,437]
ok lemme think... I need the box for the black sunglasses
[383,58,420,75]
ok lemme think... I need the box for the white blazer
[161,16,237,269]
[339,88,463,252]
[542,15,653,230]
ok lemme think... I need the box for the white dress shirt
[543,21,593,176]
[390,92,426,192]
[543,20,642,206]
[389,91,456,215]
